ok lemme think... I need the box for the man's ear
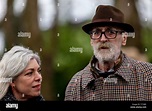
[122,32,128,46]
[90,40,93,46]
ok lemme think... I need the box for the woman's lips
[32,84,41,90]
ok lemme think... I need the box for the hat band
[92,19,123,23]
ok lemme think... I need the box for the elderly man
[64,5,152,101]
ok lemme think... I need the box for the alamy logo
[69,46,83,53]
[0,78,12,83]
[6,103,18,109]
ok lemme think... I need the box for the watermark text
[18,31,31,38]
[0,78,12,83]
[69,47,83,53]
[6,103,18,109]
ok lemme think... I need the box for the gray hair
[0,45,41,99]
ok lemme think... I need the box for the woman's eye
[25,72,33,76]
[38,69,42,74]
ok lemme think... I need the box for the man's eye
[93,31,100,35]
[107,30,116,34]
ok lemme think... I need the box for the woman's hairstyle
[0,45,41,99]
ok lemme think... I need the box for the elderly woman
[0,45,44,101]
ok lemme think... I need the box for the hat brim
[82,21,134,34]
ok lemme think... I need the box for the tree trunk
[115,0,143,53]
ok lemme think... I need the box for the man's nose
[99,32,108,42]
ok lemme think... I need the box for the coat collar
[81,53,134,89]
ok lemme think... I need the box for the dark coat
[0,87,45,101]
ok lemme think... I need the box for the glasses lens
[90,30,101,39]
[90,28,123,40]
[105,29,117,39]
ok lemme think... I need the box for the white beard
[92,42,120,63]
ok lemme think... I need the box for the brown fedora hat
[82,5,134,34]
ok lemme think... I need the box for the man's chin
[99,49,111,53]
[97,50,111,56]
[95,52,115,62]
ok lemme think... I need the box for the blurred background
[0,0,152,100]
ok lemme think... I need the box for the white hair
[0,45,41,99]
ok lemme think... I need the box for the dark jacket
[0,87,45,101]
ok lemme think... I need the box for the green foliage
[53,24,93,100]
[141,27,152,62]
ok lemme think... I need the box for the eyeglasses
[89,28,124,40]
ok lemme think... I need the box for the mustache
[97,42,112,49]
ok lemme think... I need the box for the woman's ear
[10,82,15,89]
[122,32,128,46]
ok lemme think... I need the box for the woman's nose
[35,72,42,82]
